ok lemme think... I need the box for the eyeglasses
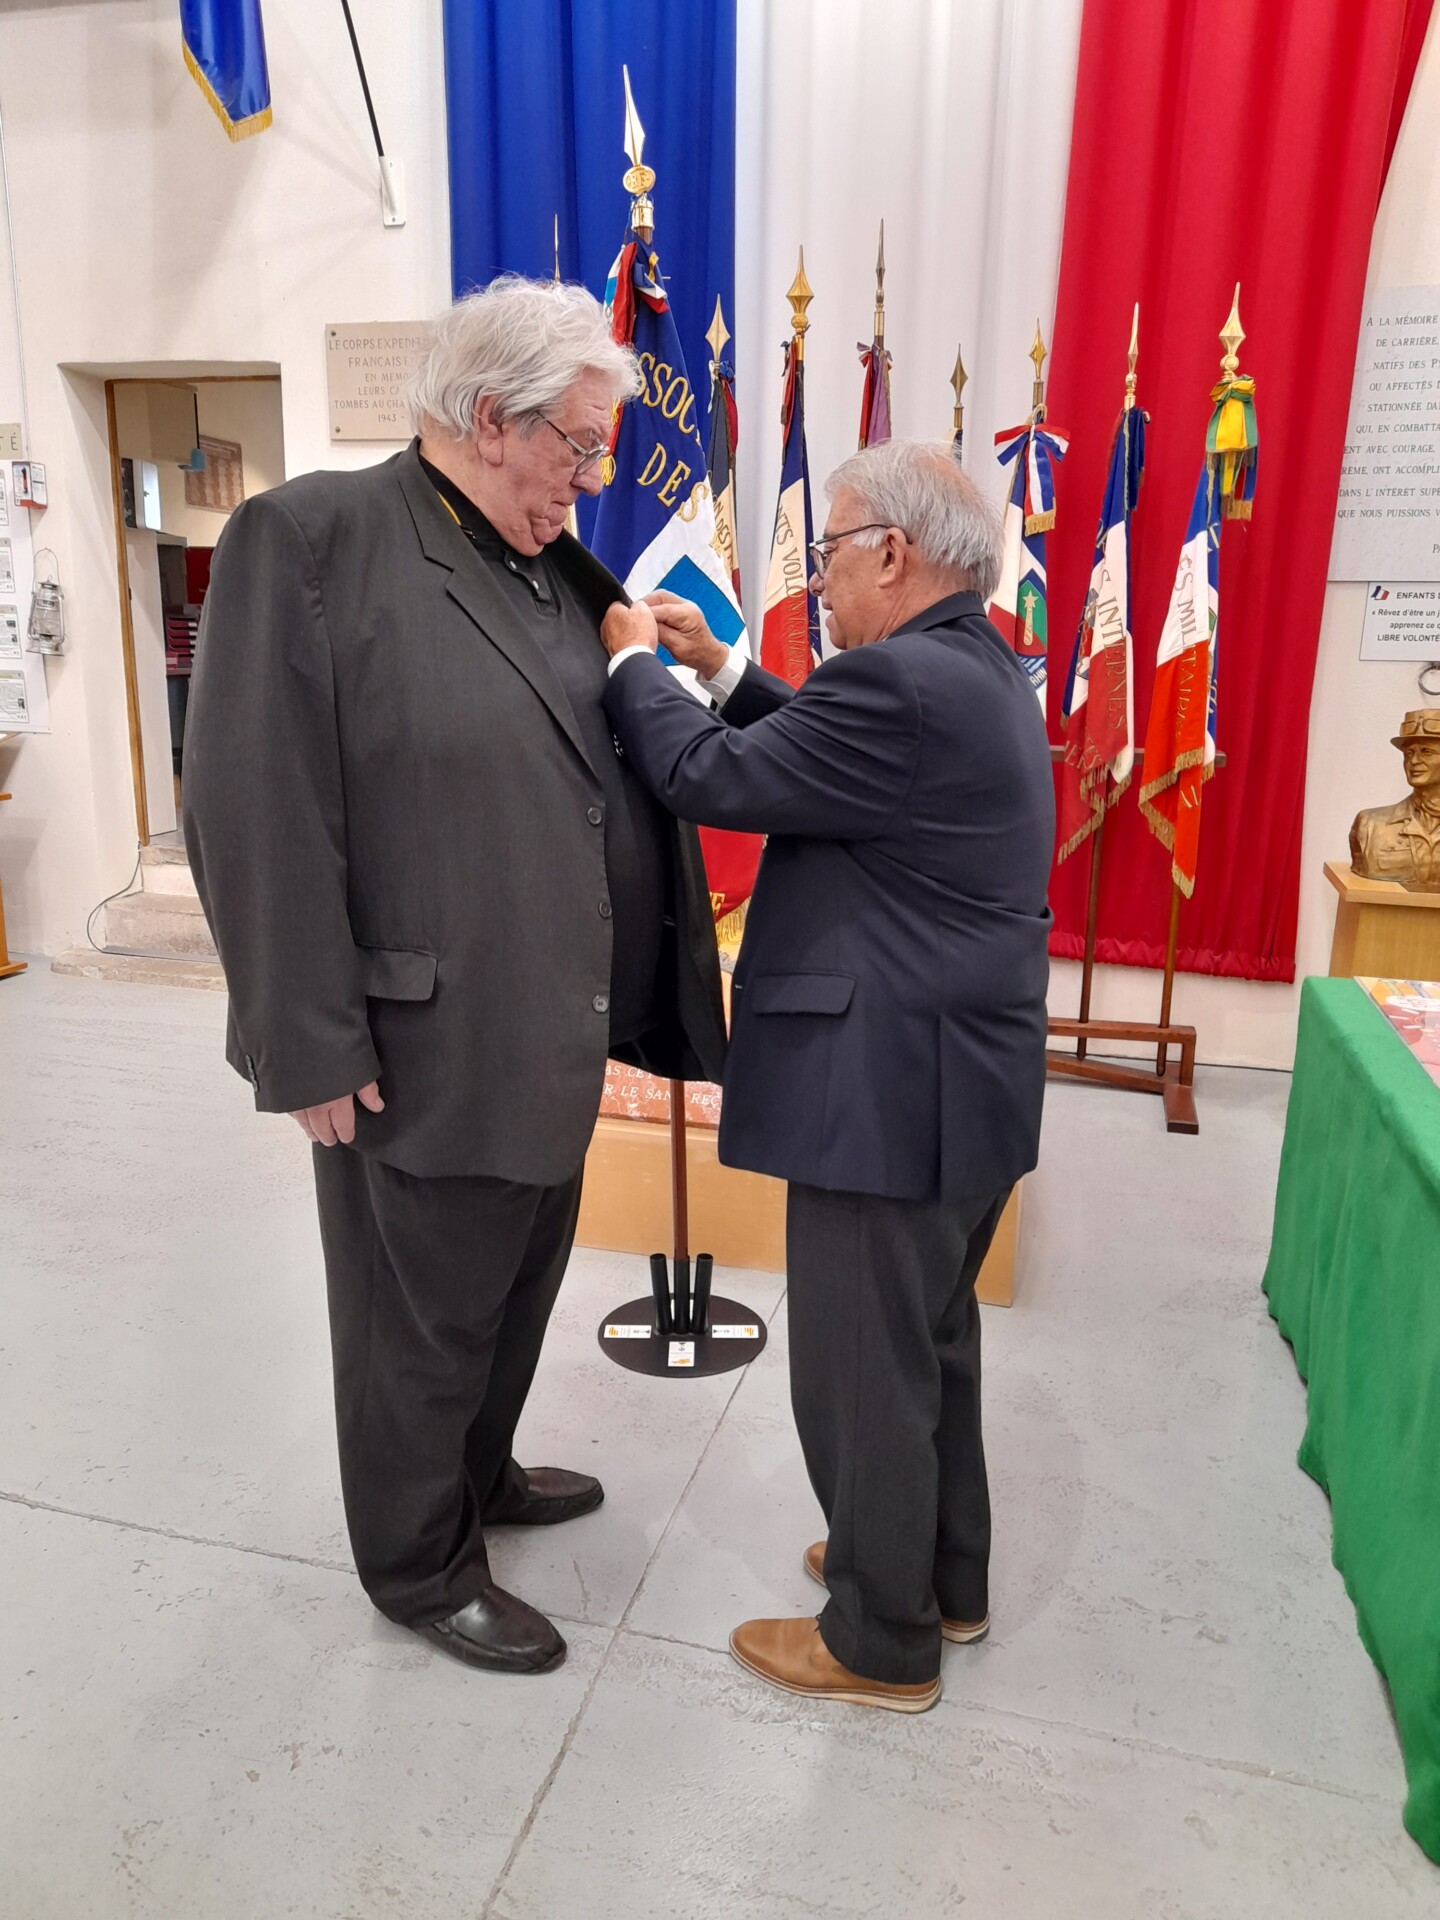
[807,523,896,579]
[537,415,611,479]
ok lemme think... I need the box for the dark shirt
[420,456,667,1046]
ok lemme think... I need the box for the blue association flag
[181,0,272,142]
[591,235,747,670]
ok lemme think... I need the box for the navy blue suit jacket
[603,592,1055,1201]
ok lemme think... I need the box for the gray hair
[406,274,641,439]
[825,439,1005,602]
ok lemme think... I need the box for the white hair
[406,274,641,439]
[825,439,1005,602]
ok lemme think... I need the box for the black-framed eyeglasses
[807,522,895,578]
[538,415,610,478]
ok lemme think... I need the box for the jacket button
[587,805,604,825]
[592,993,610,1014]
[598,900,612,919]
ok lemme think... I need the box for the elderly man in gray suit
[184,277,726,1677]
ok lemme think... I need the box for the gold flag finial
[1219,283,1244,379]
[1124,303,1139,410]
[552,213,561,285]
[621,66,656,244]
[1030,321,1048,417]
[706,295,731,369]
[950,342,967,439]
[873,221,887,342]
[788,247,814,361]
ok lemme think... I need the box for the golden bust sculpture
[1349,709,1440,893]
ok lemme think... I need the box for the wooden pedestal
[1325,861,1440,979]
[0,787,27,981]
[576,1116,1023,1307]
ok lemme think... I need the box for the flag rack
[1044,744,1227,1136]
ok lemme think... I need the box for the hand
[601,600,659,659]
[642,591,730,680]
[291,1080,385,1147]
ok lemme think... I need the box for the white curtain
[732,0,1083,617]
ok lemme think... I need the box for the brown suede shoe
[803,1540,990,1646]
[729,1616,941,1713]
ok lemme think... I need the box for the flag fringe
[183,41,272,140]
[713,903,748,950]
[1054,768,1132,866]
[1024,509,1056,536]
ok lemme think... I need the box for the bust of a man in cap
[1349,709,1440,893]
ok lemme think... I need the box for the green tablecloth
[1264,976,1440,1861]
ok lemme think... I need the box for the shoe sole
[729,1633,940,1714]
[416,1626,568,1675]
[804,1552,989,1646]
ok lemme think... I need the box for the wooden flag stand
[1044,744,1226,1136]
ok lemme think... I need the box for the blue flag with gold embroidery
[591,232,746,665]
[181,0,272,142]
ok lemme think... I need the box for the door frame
[103,373,282,845]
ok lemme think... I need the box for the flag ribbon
[1205,375,1258,519]
[995,420,1069,532]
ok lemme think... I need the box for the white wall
[0,0,449,952]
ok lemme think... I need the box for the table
[1263,977,1440,1860]
[1325,859,1440,979]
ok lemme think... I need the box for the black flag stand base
[597,1083,768,1380]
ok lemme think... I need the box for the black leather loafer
[489,1467,605,1527]
[416,1585,566,1674]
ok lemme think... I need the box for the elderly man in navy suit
[600,440,1054,1713]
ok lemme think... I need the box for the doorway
[105,373,284,842]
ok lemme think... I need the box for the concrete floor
[1,964,1434,1918]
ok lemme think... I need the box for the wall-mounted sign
[325,323,430,442]
[1360,582,1440,661]
[1331,287,1440,582]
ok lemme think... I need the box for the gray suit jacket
[183,442,727,1184]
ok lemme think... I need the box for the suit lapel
[394,445,596,778]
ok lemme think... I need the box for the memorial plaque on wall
[325,323,430,441]
[1331,287,1440,582]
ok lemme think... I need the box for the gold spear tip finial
[876,221,886,286]
[1030,321,1048,380]
[1220,282,1244,377]
[621,66,656,241]
[788,247,814,337]
[706,295,731,364]
[1124,302,1139,406]
[950,343,968,404]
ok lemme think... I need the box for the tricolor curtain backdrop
[1044,0,1433,981]
[441,0,1431,985]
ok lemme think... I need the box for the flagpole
[594,68,766,1376]
[1074,305,1139,1058]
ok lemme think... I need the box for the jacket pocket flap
[749,971,855,1016]
[358,946,438,1002]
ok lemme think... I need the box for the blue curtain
[443,0,736,412]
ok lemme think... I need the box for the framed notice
[185,436,245,514]
[1360,583,1440,661]
[326,323,430,441]
[1331,287,1440,582]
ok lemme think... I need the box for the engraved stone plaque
[325,323,430,442]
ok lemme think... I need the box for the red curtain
[1045,0,1433,982]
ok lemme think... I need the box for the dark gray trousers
[785,1181,1009,1685]
[312,1143,584,1627]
